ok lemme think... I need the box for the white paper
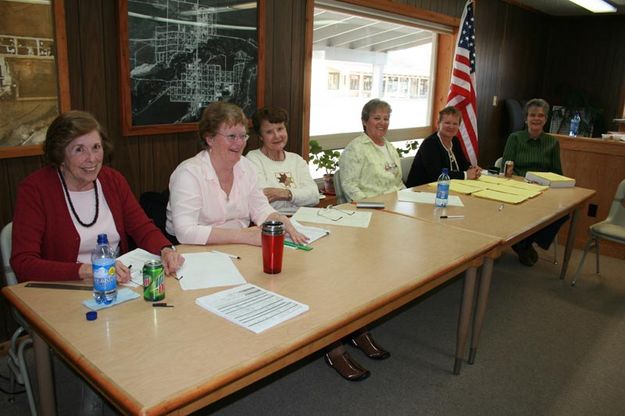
[288,218,330,244]
[195,284,309,333]
[178,252,246,290]
[116,248,161,286]
[292,207,372,228]
[397,190,464,207]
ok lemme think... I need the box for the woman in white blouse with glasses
[166,102,306,246]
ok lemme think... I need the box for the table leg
[33,331,56,416]
[454,266,477,375]
[469,257,494,364]
[559,207,580,280]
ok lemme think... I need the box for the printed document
[196,284,309,333]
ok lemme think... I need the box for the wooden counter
[555,134,625,258]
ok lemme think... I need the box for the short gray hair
[524,98,550,117]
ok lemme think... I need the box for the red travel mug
[262,221,285,274]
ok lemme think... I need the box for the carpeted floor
[1,246,624,416]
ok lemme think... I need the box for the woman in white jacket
[247,107,319,215]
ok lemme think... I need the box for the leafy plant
[309,140,340,175]
[395,140,419,158]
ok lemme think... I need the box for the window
[310,2,444,152]
[327,71,339,90]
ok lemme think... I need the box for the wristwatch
[160,245,176,255]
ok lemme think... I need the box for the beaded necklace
[58,169,99,227]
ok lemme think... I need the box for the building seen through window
[310,6,436,140]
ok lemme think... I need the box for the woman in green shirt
[502,98,568,266]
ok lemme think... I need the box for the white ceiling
[512,0,625,16]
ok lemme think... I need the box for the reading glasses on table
[317,206,355,221]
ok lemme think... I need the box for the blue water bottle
[435,168,450,207]
[91,233,117,304]
[569,113,581,136]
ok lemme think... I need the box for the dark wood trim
[333,0,460,28]
[0,0,72,160]
[301,0,314,159]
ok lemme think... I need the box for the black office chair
[139,190,178,244]
[503,98,526,139]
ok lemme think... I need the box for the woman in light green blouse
[338,99,405,202]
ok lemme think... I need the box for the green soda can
[143,259,165,301]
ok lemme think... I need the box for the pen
[284,241,313,251]
[175,275,184,281]
[211,250,241,259]
[440,215,464,219]
[152,303,174,308]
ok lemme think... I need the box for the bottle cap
[86,311,97,321]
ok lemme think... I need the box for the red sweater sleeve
[11,168,82,282]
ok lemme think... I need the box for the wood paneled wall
[1,0,624,342]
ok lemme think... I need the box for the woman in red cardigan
[11,111,184,282]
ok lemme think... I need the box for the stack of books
[525,172,575,188]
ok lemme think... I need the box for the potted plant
[395,139,419,157]
[309,139,340,195]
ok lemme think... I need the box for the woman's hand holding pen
[161,246,185,275]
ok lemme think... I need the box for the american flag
[447,0,478,165]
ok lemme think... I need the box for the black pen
[152,303,174,308]
[175,275,184,281]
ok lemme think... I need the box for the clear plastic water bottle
[91,233,117,304]
[435,168,450,207]
[569,113,581,136]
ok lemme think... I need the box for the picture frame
[0,0,71,159]
[118,0,265,136]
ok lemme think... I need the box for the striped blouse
[502,130,562,177]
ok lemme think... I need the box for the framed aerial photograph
[0,0,71,159]
[118,0,264,136]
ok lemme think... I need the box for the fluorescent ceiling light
[568,0,617,13]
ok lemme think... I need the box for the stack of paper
[178,252,246,290]
[398,189,464,207]
[196,284,309,333]
[487,183,542,198]
[525,172,575,188]
[503,180,548,192]
[472,189,528,204]
[288,219,330,244]
[292,207,372,228]
[427,180,483,195]
[478,175,511,185]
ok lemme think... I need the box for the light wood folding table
[3,209,499,416]
[362,183,595,365]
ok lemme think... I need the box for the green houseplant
[309,139,340,195]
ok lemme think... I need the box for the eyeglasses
[216,132,250,142]
[317,206,355,221]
